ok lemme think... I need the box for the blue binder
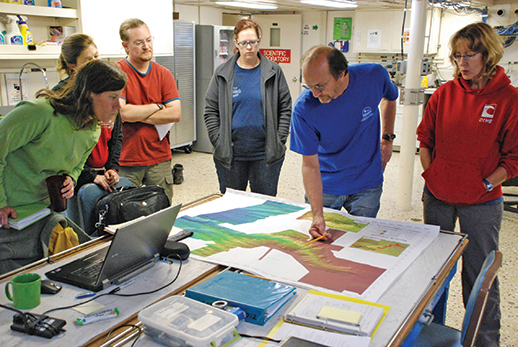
[185,271,296,325]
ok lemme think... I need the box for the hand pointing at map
[308,213,331,241]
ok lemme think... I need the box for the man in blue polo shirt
[290,45,398,240]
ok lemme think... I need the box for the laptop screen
[97,203,182,285]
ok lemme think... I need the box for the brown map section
[258,229,385,295]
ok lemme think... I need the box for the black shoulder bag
[94,185,170,235]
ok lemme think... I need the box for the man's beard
[139,50,153,62]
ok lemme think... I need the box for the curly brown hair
[449,22,504,79]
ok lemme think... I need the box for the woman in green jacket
[0,59,127,274]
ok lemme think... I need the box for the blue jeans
[214,157,284,197]
[305,183,383,217]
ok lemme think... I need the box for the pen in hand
[304,233,329,246]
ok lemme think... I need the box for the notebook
[284,290,389,337]
[45,203,181,292]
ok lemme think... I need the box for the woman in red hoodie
[417,22,518,347]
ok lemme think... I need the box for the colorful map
[177,190,440,301]
[175,201,385,295]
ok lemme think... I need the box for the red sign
[259,49,291,64]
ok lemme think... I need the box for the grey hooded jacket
[203,52,292,169]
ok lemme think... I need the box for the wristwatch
[483,179,494,192]
[156,103,164,111]
[382,133,396,142]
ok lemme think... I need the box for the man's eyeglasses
[301,77,333,92]
[236,40,260,47]
[129,36,154,47]
[451,52,480,62]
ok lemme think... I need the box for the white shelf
[0,45,61,60]
[0,3,77,19]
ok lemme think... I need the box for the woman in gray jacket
[204,19,292,197]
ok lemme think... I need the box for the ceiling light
[215,1,278,9]
[300,0,357,9]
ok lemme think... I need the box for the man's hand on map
[308,214,330,240]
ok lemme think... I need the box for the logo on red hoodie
[480,104,496,123]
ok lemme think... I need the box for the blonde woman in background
[417,22,518,346]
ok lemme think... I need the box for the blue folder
[185,270,296,325]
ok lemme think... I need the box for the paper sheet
[155,123,174,141]
[367,30,381,49]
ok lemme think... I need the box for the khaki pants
[119,160,174,202]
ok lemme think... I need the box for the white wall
[174,4,224,25]
[300,10,358,61]
[80,0,173,56]
[300,11,327,54]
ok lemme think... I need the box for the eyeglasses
[236,40,260,47]
[451,52,480,62]
[128,36,154,47]
[302,77,333,92]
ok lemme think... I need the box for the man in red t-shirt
[116,18,181,202]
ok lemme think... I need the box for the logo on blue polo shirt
[233,87,241,98]
[361,107,374,122]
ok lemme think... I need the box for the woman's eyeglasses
[236,40,260,47]
[451,52,480,62]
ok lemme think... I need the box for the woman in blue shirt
[204,19,292,197]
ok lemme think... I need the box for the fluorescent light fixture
[215,1,278,9]
[300,0,357,8]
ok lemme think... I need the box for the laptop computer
[45,203,182,292]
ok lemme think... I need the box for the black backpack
[94,185,170,236]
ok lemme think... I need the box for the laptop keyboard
[72,260,104,280]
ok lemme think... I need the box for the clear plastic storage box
[138,295,239,347]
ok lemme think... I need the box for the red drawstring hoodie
[417,66,518,206]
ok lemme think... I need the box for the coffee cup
[46,175,67,212]
[5,273,41,310]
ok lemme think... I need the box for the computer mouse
[41,280,62,295]
[160,240,190,260]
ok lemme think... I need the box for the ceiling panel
[172,0,410,13]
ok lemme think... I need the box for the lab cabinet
[193,24,235,153]
[156,21,196,152]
